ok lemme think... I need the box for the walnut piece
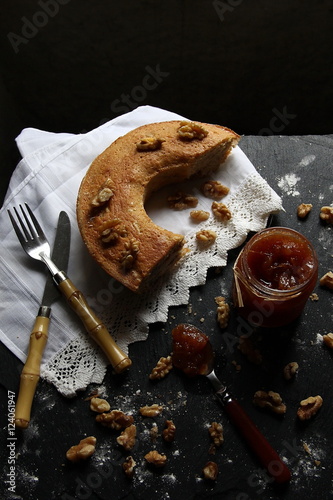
[162,420,176,442]
[136,136,164,151]
[201,180,230,199]
[177,121,208,141]
[167,191,198,210]
[202,461,219,481]
[196,229,217,246]
[323,333,333,349]
[91,186,114,208]
[96,410,134,430]
[190,210,210,222]
[139,403,163,417]
[117,424,137,451]
[297,203,313,218]
[319,271,333,290]
[215,296,230,329]
[122,456,136,478]
[120,238,140,270]
[253,390,287,415]
[144,450,167,467]
[283,361,299,380]
[66,436,96,462]
[211,201,232,221]
[149,356,173,380]
[310,293,319,301]
[150,423,159,441]
[99,218,127,244]
[297,395,323,420]
[320,206,333,223]
[90,397,111,413]
[238,336,262,365]
[208,422,224,447]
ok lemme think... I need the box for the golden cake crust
[76,120,240,292]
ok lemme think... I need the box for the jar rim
[240,226,318,296]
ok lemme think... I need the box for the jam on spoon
[171,323,291,484]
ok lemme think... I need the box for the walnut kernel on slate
[117,424,137,451]
[320,271,333,290]
[96,410,134,430]
[66,436,96,462]
[202,461,219,481]
[144,450,167,467]
[320,206,333,223]
[149,356,173,380]
[297,395,323,420]
[253,390,287,415]
[297,203,312,218]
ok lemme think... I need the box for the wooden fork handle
[57,277,132,373]
[15,313,49,428]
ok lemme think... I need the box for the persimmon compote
[233,227,318,327]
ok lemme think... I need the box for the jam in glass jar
[233,227,318,327]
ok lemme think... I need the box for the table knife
[15,211,70,429]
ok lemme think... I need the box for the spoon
[172,324,291,484]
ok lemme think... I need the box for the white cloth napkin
[0,106,283,396]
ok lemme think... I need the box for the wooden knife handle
[58,278,132,373]
[223,398,291,484]
[15,315,49,429]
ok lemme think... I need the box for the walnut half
[297,203,312,218]
[139,404,163,417]
[208,422,224,448]
[90,397,111,413]
[144,450,167,467]
[66,436,96,462]
[196,229,217,247]
[136,136,164,151]
[202,461,219,481]
[253,390,287,415]
[149,356,173,380]
[177,121,208,141]
[320,271,333,290]
[162,420,176,442]
[167,191,198,210]
[122,456,136,478]
[283,362,299,380]
[201,180,230,199]
[215,296,230,329]
[96,410,134,430]
[297,395,323,421]
[211,201,232,221]
[117,424,137,451]
[320,206,333,224]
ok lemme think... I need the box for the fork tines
[8,203,44,244]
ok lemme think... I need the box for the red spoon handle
[223,398,291,484]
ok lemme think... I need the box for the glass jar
[233,227,318,328]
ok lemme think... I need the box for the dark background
[1,0,333,204]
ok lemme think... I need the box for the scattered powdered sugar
[277,173,301,197]
[315,333,324,344]
[298,155,316,167]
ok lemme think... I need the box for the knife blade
[15,211,71,429]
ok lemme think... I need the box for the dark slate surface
[1,135,333,500]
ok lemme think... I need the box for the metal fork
[8,203,60,276]
[8,203,132,373]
